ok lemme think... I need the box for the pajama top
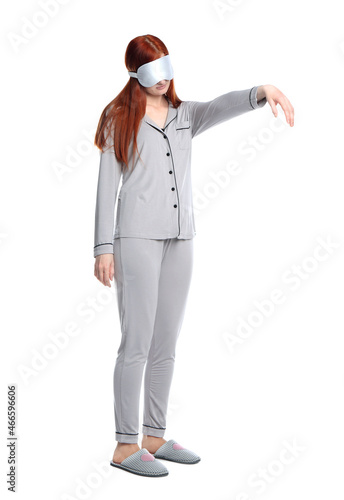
[94,85,267,257]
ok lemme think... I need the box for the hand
[94,253,114,287]
[258,84,294,127]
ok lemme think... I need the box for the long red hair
[94,34,183,171]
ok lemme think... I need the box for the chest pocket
[175,120,191,149]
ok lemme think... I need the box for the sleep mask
[128,54,174,87]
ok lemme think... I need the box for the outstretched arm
[188,86,266,138]
[187,84,294,138]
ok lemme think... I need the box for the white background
[1,0,344,498]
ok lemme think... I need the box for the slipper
[110,448,169,477]
[153,439,201,464]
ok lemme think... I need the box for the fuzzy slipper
[110,448,169,477]
[153,439,201,464]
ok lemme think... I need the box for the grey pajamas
[93,86,267,443]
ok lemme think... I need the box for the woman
[93,34,294,478]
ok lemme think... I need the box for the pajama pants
[113,236,194,443]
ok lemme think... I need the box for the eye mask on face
[128,54,174,87]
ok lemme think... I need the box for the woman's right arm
[93,148,122,287]
[187,86,267,138]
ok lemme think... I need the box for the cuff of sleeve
[249,86,267,109]
[94,243,113,258]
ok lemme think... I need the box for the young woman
[93,34,294,478]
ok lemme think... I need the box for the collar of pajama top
[93,86,267,257]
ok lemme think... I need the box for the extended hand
[258,84,294,127]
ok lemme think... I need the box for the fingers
[282,99,294,126]
[268,98,279,118]
[109,258,115,282]
[265,86,294,127]
[269,93,294,127]
[284,96,294,127]
[102,266,111,287]
[94,255,115,287]
[276,92,294,127]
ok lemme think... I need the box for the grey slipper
[110,448,169,477]
[153,439,201,464]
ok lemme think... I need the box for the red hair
[94,34,183,171]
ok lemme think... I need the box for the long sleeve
[93,149,122,257]
[188,85,267,138]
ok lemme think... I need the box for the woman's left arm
[257,85,294,126]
